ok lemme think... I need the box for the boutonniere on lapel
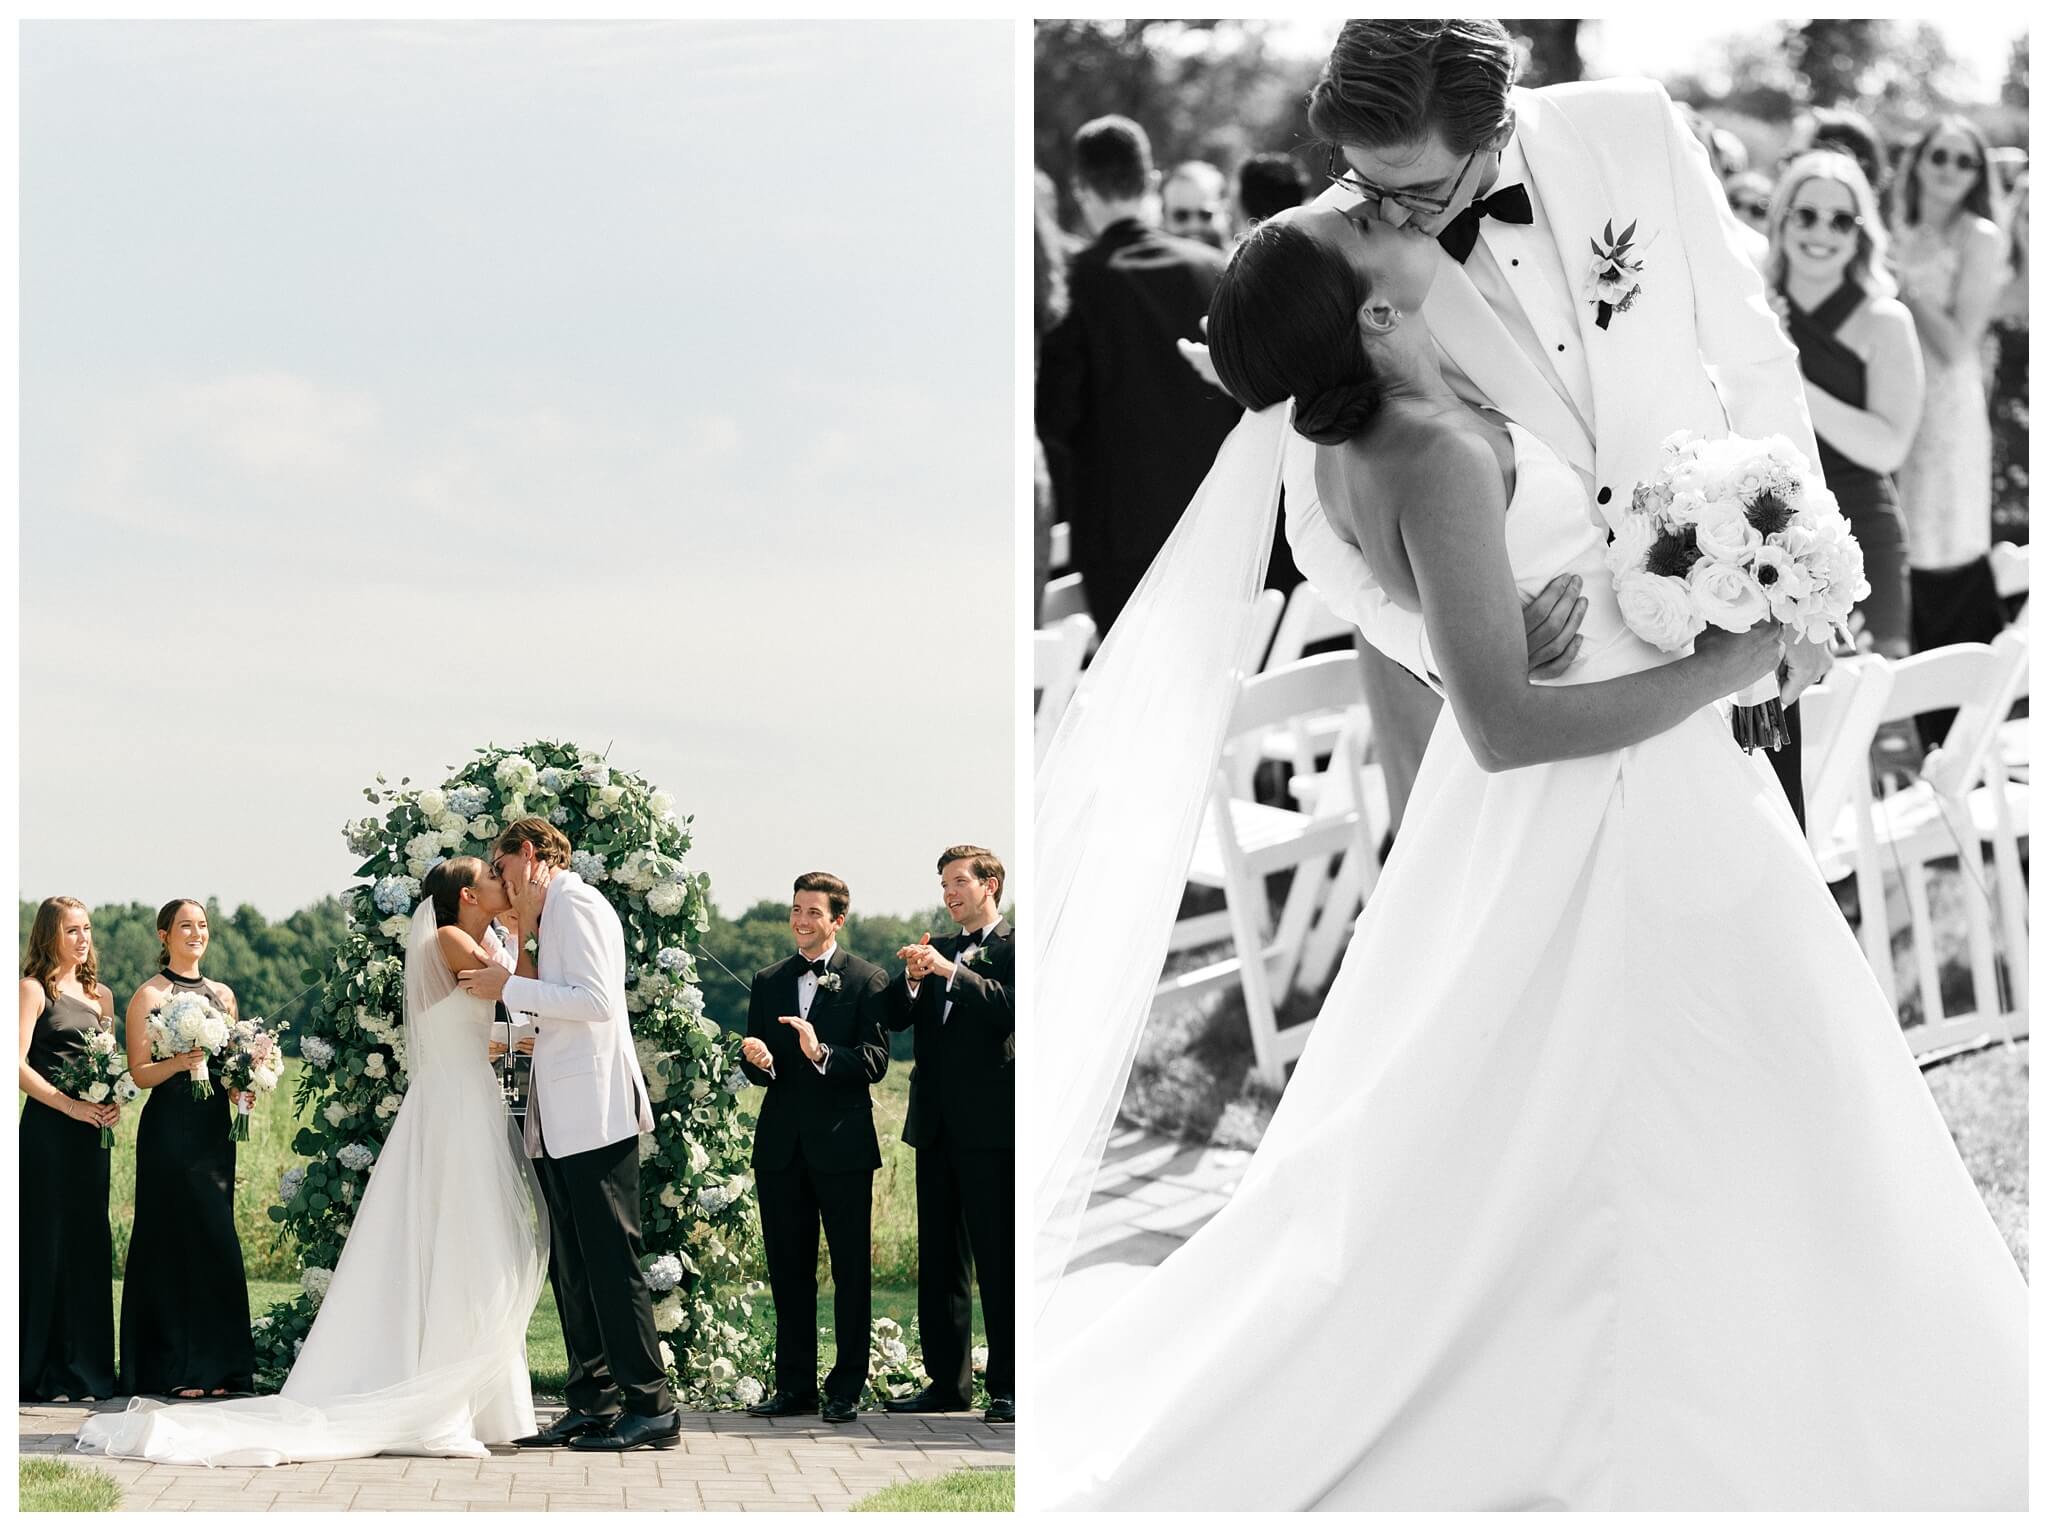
[816,969,843,994]
[1586,218,1645,331]
[966,943,996,971]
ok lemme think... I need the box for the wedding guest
[1891,115,2009,661]
[1767,151,1922,660]
[1038,116,1239,631]
[1988,173,2027,549]
[1725,170,1773,237]
[119,899,253,1399]
[738,873,890,1425]
[1162,158,1230,250]
[1234,152,1308,230]
[1034,187,1071,622]
[883,847,1013,1425]
[19,897,120,1402]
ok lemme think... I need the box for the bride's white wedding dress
[1040,421,2027,1510]
[77,910,546,1466]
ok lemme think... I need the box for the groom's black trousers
[535,1135,673,1419]
[914,1137,1014,1401]
[756,1160,873,1403]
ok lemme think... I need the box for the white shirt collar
[800,942,838,967]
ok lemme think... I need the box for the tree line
[22,896,997,1062]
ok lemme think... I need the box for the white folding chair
[1990,543,2031,776]
[1049,520,1072,571]
[1156,653,1382,1085]
[1800,655,1896,991]
[1827,635,2031,1058]
[1232,583,1360,794]
[1033,613,1095,765]
[1040,571,1089,627]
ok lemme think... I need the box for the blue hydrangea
[278,1166,305,1203]
[645,1253,685,1293]
[300,1036,336,1068]
[336,1143,374,1172]
[372,876,415,916]
[656,946,689,974]
[537,766,567,793]
[550,808,571,825]
[447,785,489,819]
[571,850,608,884]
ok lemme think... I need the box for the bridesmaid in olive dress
[118,899,254,1398]
[18,897,123,1401]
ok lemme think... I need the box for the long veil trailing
[76,907,548,1465]
[1033,402,1290,1315]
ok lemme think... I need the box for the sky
[19,20,1016,921]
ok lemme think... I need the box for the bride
[1034,206,2027,1509]
[78,858,547,1466]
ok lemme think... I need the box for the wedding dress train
[1039,422,2027,1510]
[77,912,546,1466]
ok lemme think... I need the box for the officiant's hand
[740,1036,774,1070]
[457,963,510,1002]
[488,1038,509,1062]
[778,1014,825,1064]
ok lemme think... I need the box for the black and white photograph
[1031,16,2028,1510]
[17,19,1015,1512]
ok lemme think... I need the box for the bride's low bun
[1293,378,1383,445]
[1208,216,1385,447]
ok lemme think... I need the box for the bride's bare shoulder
[434,924,487,971]
[1333,409,1505,523]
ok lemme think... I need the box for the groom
[458,817,678,1452]
[1283,19,1828,825]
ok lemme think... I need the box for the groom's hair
[1072,115,1153,202]
[793,872,850,921]
[493,817,573,868]
[938,845,1004,904]
[1307,20,1516,155]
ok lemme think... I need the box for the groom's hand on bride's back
[1523,574,1587,680]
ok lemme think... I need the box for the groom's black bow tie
[795,956,826,978]
[1436,182,1533,264]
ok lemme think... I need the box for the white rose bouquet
[147,991,235,1100]
[216,1015,288,1141]
[1607,430,1867,752]
[48,1026,141,1148]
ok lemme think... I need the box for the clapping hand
[1177,317,1221,389]
[740,1036,774,1071]
[778,1014,824,1064]
[897,931,955,984]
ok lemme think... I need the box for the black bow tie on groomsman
[1435,181,1533,263]
[796,956,827,978]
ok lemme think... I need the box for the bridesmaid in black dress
[119,899,253,1398]
[18,897,123,1401]
[1765,150,1925,663]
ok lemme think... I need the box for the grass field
[852,1467,1014,1511]
[18,1459,123,1512]
[100,1059,930,1287]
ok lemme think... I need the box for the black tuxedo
[883,921,1014,1402]
[740,947,889,1404]
[1036,217,1240,630]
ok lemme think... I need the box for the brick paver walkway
[23,1400,1012,1511]
[1068,1124,1249,1271]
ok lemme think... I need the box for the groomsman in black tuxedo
[737,873,890,1424]
[883,846,1014,1425]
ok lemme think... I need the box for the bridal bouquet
[48,1027,141,1148]
[1607,430,1867,751]
[145,991,235,1100]
[216,1016,287,1141]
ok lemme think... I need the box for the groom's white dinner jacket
[502,870,656,1159]
[1287,79,1822,689]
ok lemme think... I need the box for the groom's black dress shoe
[511,1410,619,1448]
[881,1386,971,1414]
[982,1395,1015,1424]
[820,1395,858,1424]
[570,1409,682,1452]
[746,1390,818,1418]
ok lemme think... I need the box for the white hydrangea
[495,755,539,795]
[733,1376,763,1408]
[655,946,690,974]
[336,1142,374,1172]
[301,1266,334,1302]
[651,1295,686,1332]
[645,1254,685,1293]
[579,759,611,788]
[646,881,687,918]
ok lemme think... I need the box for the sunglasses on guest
[1730,197,1769,219]
[1925,147,1983,173]
[1787,206,1863,235]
